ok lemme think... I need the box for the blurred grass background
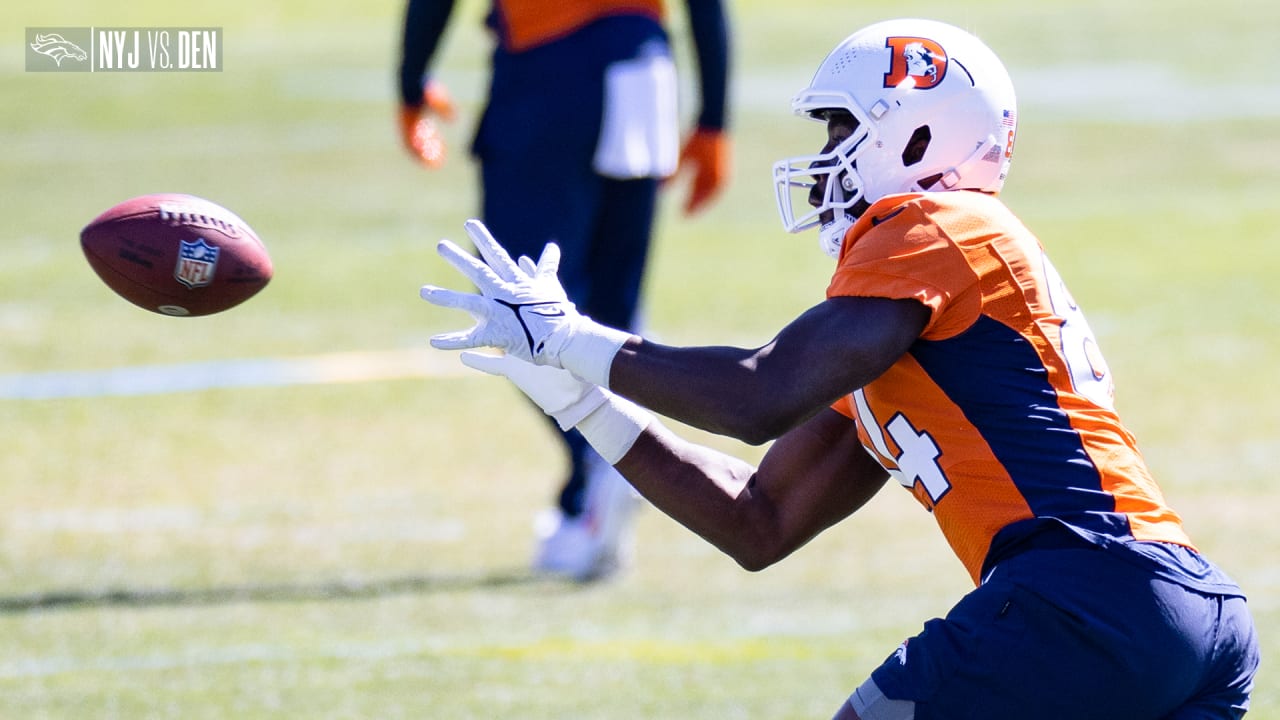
[2,0,1277,716]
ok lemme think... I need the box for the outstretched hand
[420,219,579,365]
[420,219,636,387]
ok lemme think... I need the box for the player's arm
[397,0,458,167]
[618,406,890,570]
[684,0,729,133]
[421,221,929,445]
[423,226,896,565]
[460,350,888,570]
[398,0,455,107]
[609,296,929,444]
[674,0,731,214]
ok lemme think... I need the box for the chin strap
[818,214,855,259]
[817,183,856,259]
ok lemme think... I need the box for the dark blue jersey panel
[910,316,1123,533]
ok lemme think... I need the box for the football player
[398,0,731,580]
[420,18,1259,718]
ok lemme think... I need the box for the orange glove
[398,80,457,169]
[673,127,729,215]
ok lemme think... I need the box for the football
[80,193,273,317]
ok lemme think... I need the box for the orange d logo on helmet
[883,36,948,89]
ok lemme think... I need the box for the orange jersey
[494,0,664,52]
[829,191,1192,585]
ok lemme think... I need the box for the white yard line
[0,348,469,400]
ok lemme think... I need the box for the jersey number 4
[853,389,951,507]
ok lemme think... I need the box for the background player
[421,18,1259,717]
[398,0,732,580]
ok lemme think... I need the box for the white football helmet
[773,19,1018,258]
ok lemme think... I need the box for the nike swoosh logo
[870,207,906,226]
[525,306,565,317]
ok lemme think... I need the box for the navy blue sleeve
[398,0,458,107]
[683,0,730,131]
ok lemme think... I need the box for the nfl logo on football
[175,238,220,288]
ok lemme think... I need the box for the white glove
[460,351,652,464]
[420,219,632,387]
[460,351,607,431]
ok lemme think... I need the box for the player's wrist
[576,391,653,465]
[559,320,633,389]
[459,350,608,431]
[547,384,609,431]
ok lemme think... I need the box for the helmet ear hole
[901,125,932,166]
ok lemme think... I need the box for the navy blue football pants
[470,16,668,517]
[869,545,1259,718]
[480,169,656,516]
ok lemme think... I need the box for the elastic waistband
[981,523,1098,583]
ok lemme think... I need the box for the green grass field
[2,0,1278,716]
